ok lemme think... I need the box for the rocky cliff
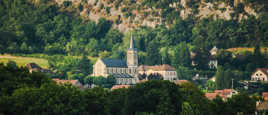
[49,0,264,32]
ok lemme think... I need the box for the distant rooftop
[139,64,176,71]
[101,59,128,67]
[25,63,42,70]
[263,92,268,101]
[111,85,130,90]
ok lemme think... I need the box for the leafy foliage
[0,64,257,115]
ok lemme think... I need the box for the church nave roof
[101,59,128,67]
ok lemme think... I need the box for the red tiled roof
[215,89,233,95]
[139,79,147,83]
[139,64,176,71]
[111,85,130,90]
[205,93,226,100]
[263,92,268,101]
[205,93,217,100]
[174,80,189,85]
[215,90,224,94]
[206,89,235,100]
[223,89,232,95]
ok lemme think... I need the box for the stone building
[208,46,218,69]
[191,46,218,69]
[93,35,139,85]
[138,64,178,81]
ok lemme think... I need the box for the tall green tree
[227,93,256,115]
[173,42,191,68]
[216,66,225,89]
[216,67,233,89]
[78,54,92,75]
[145,40,161,65]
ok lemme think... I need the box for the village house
[251,68,268,81]
[205,89,238,100]
[138,64,178,81]
[191,46,218,69]
[256,92,268,113]
[208,46,218,69]
[93,35,139,85]
[25,63,53,74]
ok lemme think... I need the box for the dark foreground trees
[0,64,256,115]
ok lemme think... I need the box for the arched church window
[126,79,129,84]
[120,79,123,84]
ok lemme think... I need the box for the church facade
[93,35,139,85]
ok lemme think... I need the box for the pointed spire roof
[130,33,134,49]
[129,33,136,50]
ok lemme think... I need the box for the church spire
[129,33,135,49]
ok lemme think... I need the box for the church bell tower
[127,33,138,68]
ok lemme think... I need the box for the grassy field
[0,54,49,68]
[226,47,268,54]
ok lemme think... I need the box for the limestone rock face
[52,0,260,32]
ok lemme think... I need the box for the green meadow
[0,55,49,69]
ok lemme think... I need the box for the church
[93,35,139,85]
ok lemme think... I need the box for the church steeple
[129,33,135,50]
[127,33,138,68]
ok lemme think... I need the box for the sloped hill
[226,47,268,54]
[49,0,266,32]
[0,55,49,69]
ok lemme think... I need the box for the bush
[63,1,72,8]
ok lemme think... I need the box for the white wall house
[251,68,268,81]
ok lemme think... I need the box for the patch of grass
[0,55,49,69]
[226,47,268,54]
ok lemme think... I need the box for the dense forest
[0,64,257,115]
[0,0,267,90]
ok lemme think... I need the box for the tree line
[0,0,268,91]
[0,63,257,115]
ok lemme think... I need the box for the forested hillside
[0,0,267,88]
